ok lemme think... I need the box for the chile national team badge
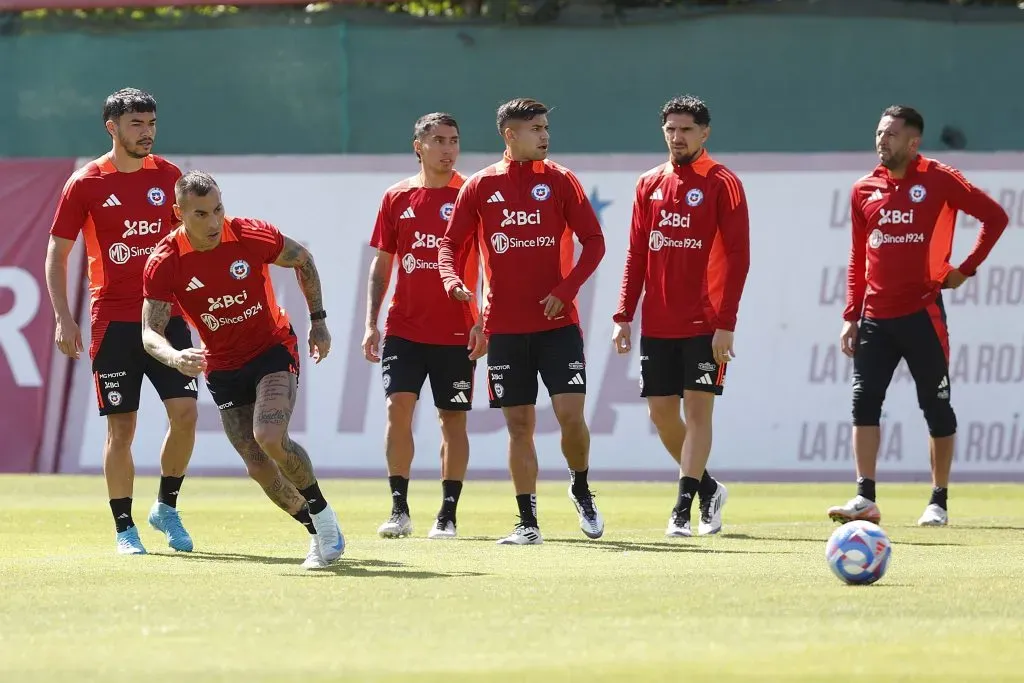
[440,202,455,221]
[229,259,250,280]
[909,184,927,203]
[531,183,551,201]
[686,188,704,207]
[147,187,166,206]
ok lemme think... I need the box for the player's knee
[105,413,136,449]
[253,424,285,455]
[244,454,277,485]
[504,408,534,441]
[922,400,957,438]
[165,400,198,432]
[682,392,713,428]
[386,395,416,429]
[851,384,884,426]
[437,409,467,437]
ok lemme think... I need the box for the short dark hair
[660,95,711,126]
[175,170,219,203]
[882,105,924,134]
[414,112,459,140]
[103,87,157,124]
[496,98,549,132]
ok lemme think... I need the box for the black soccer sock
[929,486,948,510]
[698,470,718,499]
[857,476,876,502]
[439,480,463,524]
[515,493,538,528]
[292,505,317,535]
[158,475,184,509]
[570,467,590,497]
[674,477,700,519]
[110,497,134,533]
[299,481,328,515]
[389,475,410,514]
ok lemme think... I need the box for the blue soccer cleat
[116,526,148,555]
[148,501,194,552]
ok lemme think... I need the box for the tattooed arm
[362,250,393,363]
[142,298,206,377]
[274,236,331,362]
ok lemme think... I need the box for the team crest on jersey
[531,183,551,201]
[440,202,455,221]
[147,187,166,206]
[909,184,927,203]
[685,188,704,207]
[229,259,250,280]
[107,391,122,406]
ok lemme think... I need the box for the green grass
[2,476,1023,682]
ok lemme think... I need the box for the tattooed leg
[253,371,318,490]
[220,403,305,515]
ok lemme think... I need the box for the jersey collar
[499,149,546,174]
[873,154,928,181]
[96,153,158,175]
[173,218,238,255]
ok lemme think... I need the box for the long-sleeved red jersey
[844,155,1009,322]
[613,151,751,337]
[438,151,606,335]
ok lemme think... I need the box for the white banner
[57,153,1024,480]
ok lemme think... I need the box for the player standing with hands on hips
[830,105,1008,527]
[438,98,607,545]
[612,95,751,537]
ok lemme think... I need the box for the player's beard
[117,132,150,159]
[879,148,907,171]
[672,149,701,166]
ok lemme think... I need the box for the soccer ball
[825,520,892,585]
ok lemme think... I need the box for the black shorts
[92,317,198,416]
[206,335,300,411]
[486,324,586,409]
[853,295,951,411]
[380,335,475,411]
[639,335,726,397]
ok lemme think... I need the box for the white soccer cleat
[301,537,329,569]
[827,495,881,524]
[568,486,604,539]
[665,511,692,538]
[427,518,457,539]
[698,483,728,536]
[378,511,413,538]
[310,504,345,562]
[917,503,948,526]
[496,523,543,545]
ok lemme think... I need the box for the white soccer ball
[825,520,892,585]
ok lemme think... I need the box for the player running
[438,98,607,545]
[612,95,751,538]
[830,105,1009,527]
[45,87,198,556]
[141,170,345,569]
[363,113,484,540]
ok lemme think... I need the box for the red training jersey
[143,217,293,372]
[369,172,480,345]
[844,155,1009,321]
[438,151,606,335]
[49,153,183,355]
[613,152,751,337]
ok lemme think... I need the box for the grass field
[1,475,1023,682]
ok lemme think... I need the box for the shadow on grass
[542,538,790,554]
[720,532,962,547]
[164,551,489,579]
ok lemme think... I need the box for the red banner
[0,159,79,473]
[0,0,378,9]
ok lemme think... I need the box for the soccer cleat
[827,495,881,524]
[116,526,147,555]
[427,518,457,539]
[568,486,604,539]
[310,504,345,562]
[917,503,948,527]
[496,522,543,545]
[697,483,728,536]
[301,537,329,569]
[378,511,413,538]
[665,509,692,538]
[148,501,194,552]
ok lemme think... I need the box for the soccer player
[141,170,345,569]
[829,105,1009,527]
[438,98,606,545]
[363,112,484,540]
[612,95,751,538]
[45,87,198,556]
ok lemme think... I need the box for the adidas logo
[938,376,949,389]
[696,373,714,386]
[451,391,469,404]
[650,188,664,201]
[568,373,585,386]
[486,191,505,204]
[102,194,122,207]
[185,277,205,291]
[867,189,884,203]
[184,379,198,392]
[400,207,416,219]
